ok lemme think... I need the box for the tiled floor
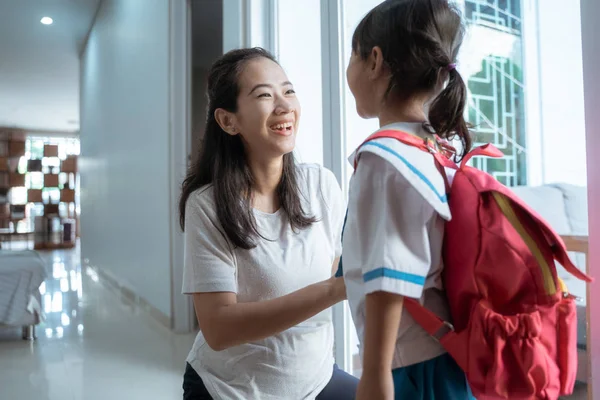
[0,246,196,400]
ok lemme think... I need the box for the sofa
[511,183,589,382]
[0,250,46,340]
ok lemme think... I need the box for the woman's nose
[274,98,294,115]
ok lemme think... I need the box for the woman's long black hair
[353,0,472,158]
[179,48,315,249]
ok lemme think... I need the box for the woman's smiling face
[218,57,301,161]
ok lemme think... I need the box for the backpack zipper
[491,192,557,296]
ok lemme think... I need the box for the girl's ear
[368,46,386,80]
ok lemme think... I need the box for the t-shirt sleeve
[182,192,237,294]
[343,152,434,299]
[320,167,345,259]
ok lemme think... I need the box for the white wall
[79,0,173,318]
[537,0,587,185]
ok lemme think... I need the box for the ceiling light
[41,17,53,25]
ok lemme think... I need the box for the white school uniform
[342,122,453,369]
[182,164,345,400]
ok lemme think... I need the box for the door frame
[581,0,600,398]
[169,0,195,333]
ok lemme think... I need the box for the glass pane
[17,156,27,174]
[29,139,44,160]
[340,0,386,377]
[460,0,527,187]
[10,187,27,205]
[277,0,324,165]
[29,172,44,190]
[341,0,385,191]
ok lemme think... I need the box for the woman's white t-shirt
[182,164,345,400]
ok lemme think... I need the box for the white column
[521,0,544,186]
[320,0,347,190]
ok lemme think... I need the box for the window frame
[320,0,354,373]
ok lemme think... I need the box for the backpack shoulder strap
[358,130,457,195]
[358,130,458,170]
[403,298,466,369]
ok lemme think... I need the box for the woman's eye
[258,93,271,98]
[286,89,296,95]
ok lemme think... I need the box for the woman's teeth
[270,122,293,130]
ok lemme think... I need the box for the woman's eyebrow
[248,81,293,95]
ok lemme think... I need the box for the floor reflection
[40,248,84,341]
[0,245,197,400]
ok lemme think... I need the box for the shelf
[34,242,76,251]
[0,217,26,222]
[1,135,80,243]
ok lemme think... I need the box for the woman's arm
[193,274,345,351]
[185,188,346,351]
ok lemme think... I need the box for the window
[341,0,385,191]
[242,0,592,390]
[460,0,528,186]
[11,136,80,233]
[267,0,588,382]
[337,0,532,376]
[340,0,386,377]
[341,1,530,188]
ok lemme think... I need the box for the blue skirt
[392,353,475,399]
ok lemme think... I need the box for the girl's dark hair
[179,47,315,249]
[353,0,472,158]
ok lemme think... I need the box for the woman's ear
[369,46,386,80]
[214,108,238,136]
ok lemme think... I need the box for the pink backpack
[360,130,593,399]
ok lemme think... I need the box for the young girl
[341,1,474,399]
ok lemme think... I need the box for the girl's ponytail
[428,67,472,160]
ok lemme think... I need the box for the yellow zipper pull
[557,277,568,294]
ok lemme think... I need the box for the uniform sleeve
[320,167,346,258]
[182,194,237,294]
[343,152,434,299]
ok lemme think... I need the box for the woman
[179,47,357,399]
